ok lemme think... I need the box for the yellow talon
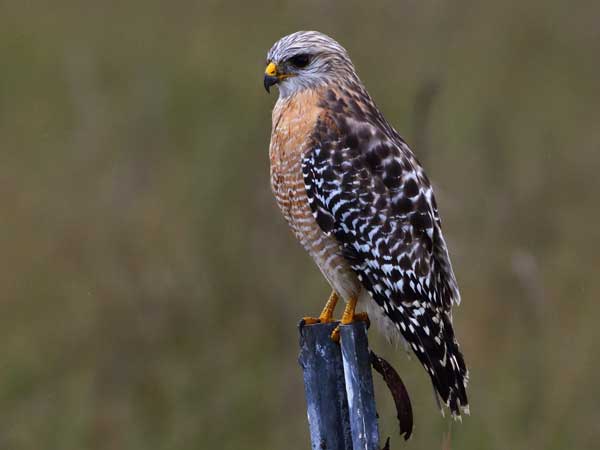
[301,291,339,326]
[340,296,358,325]
[331,326,341,342]
[319,291,339,323]
[301,317,321,325]
[300,293,369,341]
[330,297,369,342]
[353,312,370,325]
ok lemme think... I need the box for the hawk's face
[264,31,356,98]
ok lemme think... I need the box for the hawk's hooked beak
[264,62,279,93]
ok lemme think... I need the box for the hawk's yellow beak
[265,62,277,77]
[264,62,278,93]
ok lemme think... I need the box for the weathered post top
[298,321,381,450]
[298,322,353,450]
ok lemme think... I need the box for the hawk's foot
[330,296,369,342]
[300,291,339,327]
[300,317,318,326]
[330,313,370,342]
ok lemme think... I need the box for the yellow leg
[340,296,358,325]
[319,291,339,322]
[330,297,369,342]
[302,291,339,325]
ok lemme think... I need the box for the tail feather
[387,301,470,417]
[426,314,469,418]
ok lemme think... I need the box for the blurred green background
[1,0,599,449]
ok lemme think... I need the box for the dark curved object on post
[370,350,414,440]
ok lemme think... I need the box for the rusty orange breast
[268,88,361,301]
[269,89,322,226]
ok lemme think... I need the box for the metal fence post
[298,322,353,450]
[299,320,413,449]
[340,322,380,450]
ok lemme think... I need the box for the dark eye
[288,53,311,68]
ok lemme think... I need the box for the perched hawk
[264,31,469,417]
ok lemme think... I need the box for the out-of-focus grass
[0,1,599,449]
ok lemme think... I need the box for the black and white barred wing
[302,130,469,416]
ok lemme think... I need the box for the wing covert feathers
[302,85,469,416]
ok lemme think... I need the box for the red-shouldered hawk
[265,31,469,418]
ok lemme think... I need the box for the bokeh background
[1,0,599,449]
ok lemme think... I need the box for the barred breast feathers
[269,87,362,303]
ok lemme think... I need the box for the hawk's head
[264,31,356,97]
